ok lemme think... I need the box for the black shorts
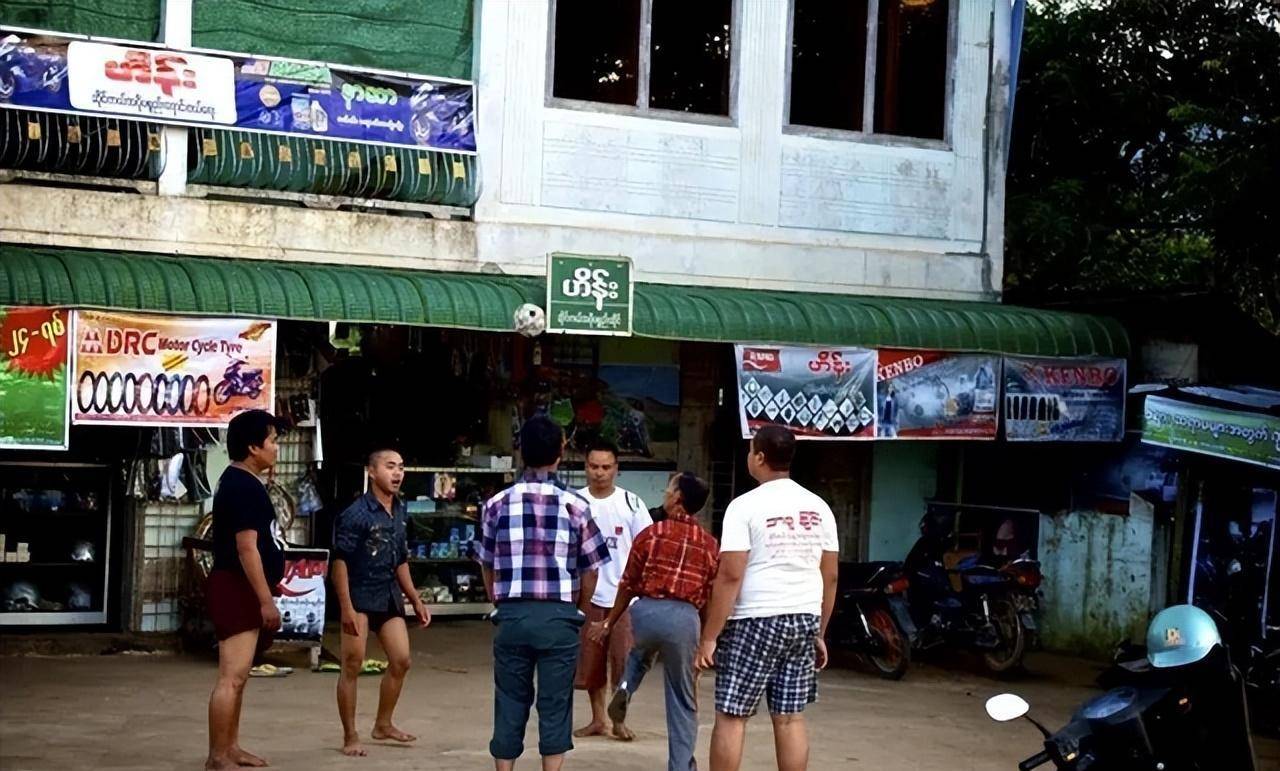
[363,610,407,634]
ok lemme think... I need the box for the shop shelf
[407,601,494,617]
[406,511,479,521]
[0,561,99,568]
[404,467,513,475]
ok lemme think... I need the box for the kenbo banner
[1003,356,1126,442]
[875,349,1000,439]
[71,311,276,427]
[735,345,877,440]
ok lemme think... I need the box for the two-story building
[0,0,1126,635]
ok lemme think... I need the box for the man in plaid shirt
[588,473,719,771]
[478,415,611,771]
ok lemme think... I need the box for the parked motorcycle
[987,605,1257,770]
[213,358,265,405]
[828,561,915,679]
[903,510,1043,674]
[1104,607,1280,737]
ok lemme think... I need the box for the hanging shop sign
[1003,356,1126,442]
[1142,395,1280,470]
[275,549,329,642]
[734,345,876,440]
[875,350,1000,439]
[0,306,71,450]
[71,311,276,428]
[0,28,477,152]
[546,254,634,336]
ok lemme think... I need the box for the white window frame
[545,0,741,127]
[783,0,958,150]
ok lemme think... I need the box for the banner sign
[735,345,876,440]
[875,349,1000,439]
[275,549,329,642]
[71,311,276,427]
[1142,395,1280,470]
[0,307,71,450]
[0,29,476,153]
[546,254,634,336]
[1004,357,1126,442]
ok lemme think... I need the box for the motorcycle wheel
[864,607,910,680]
[213,380,232,405]
[982,598,1027,674]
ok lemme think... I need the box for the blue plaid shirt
[477,470,611,603]
[333,492,410,614]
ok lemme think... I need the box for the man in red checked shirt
[588,473,719,771]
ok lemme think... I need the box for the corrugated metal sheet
[0,246,1129,356]
[639,284,1129,356]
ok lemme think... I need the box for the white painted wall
[475,0,1004,300]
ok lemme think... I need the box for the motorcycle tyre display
[982,598,1027,675]
[863,606,911,680]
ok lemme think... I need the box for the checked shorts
[714,613,821,717]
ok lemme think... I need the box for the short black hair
[366,447,402,467]
[585,440,619,461]
[751,425,796,471]
[520,415,564,468]
[673,472,710,515]
[226,410,280,462]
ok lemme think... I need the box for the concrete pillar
[157,0,192,196]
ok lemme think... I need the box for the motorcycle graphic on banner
[734,345,876,440]
[875,349,1000,439]
[71,311,276,427]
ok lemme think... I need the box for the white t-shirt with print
[579,486,652,608]
[720,478,839,620]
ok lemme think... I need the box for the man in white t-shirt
[696,426,839,771]
[573,441,653,741]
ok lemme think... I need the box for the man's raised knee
[388,655,411,677]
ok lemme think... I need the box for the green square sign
[546,254,633,336]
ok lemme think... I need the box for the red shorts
[207,569,277,655]
[574,603,633,691]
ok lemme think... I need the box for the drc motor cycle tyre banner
[71,310,276,428]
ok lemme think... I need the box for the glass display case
[364,466,512,617]
[0,462,112,626]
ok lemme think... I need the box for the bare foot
[206,756,239,771]
[371,724,417,743]
[611,722,636,742]
[573,722,607,738]
[342,736,368,757]
[231,746,269,767]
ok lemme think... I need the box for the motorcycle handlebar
[1018,751,1052,771]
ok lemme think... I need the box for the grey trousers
[621,598,700,771]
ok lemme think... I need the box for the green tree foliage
[1006,0,1280,334]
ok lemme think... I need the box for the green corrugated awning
[0,246,1128,356]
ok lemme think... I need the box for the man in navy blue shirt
[332,447,431,757]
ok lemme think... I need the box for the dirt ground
[1,620,1277,770]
